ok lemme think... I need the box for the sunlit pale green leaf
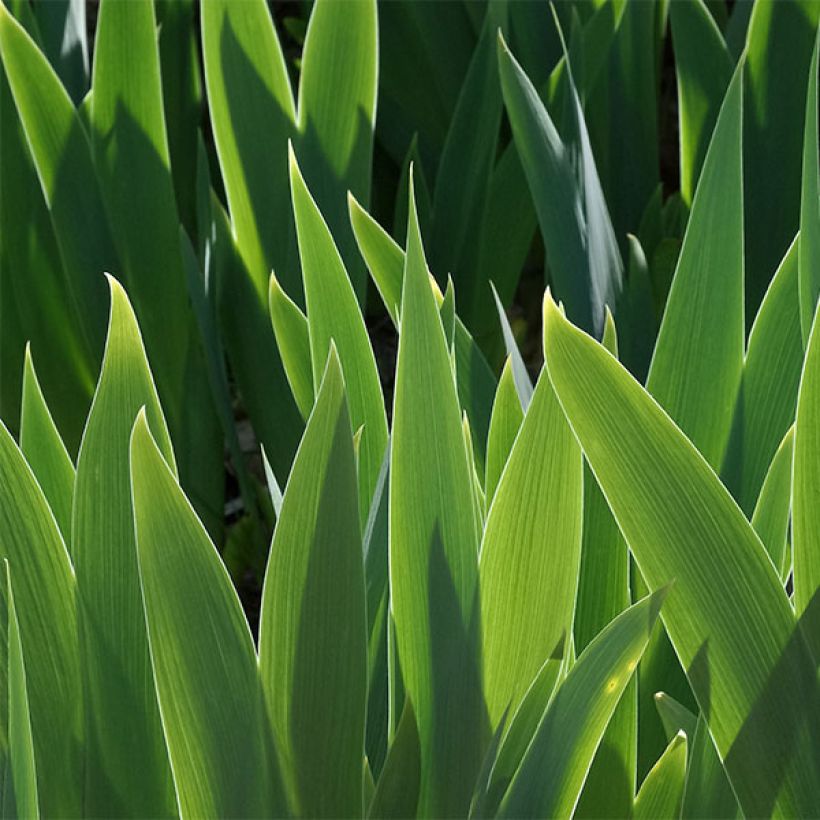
[2,562,40,820]
[389,180,485,816]
[0,423,79,817]
[484,358,524,506]
[73,277,175,817]
[751,427,795,575]
[268,271,314,421]
[793,299,820,653]
[19,346,74,549]
[480,358,583,728]
[131,411,280,818]
[544,295,820,816]
[722,237,804,515]
[290,147,387,522]
[647,61,743,470]
[259,349,367,817]
[633,732,687,820]
[498,590,666,819]
[800,26,820,344]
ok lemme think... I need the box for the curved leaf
[544,295,820,817]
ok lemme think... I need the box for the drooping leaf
[498,590,666,819]
[131,411,281,818]
[498,33,622,337]
[633,732,687,820]
[19,346,74,548]
[389,180,485,817]
[0,423,80,817]
[544,295,820,817]
[480,359,583,728]
[289,147,388,522]
[72,277,175,817]
[296,0,377,303]
[259,349,367,817]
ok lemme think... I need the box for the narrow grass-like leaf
[647,61,744,470]
[793,301,820,647]
[633,732,687,820]
[654,692,697,742]
[131,411,279,818]
[2,562,39,820]
[751,427,794,574]
[544,296,820,816]
[390,181,485,816]
[800,27,820,344]
[0,423,80,817]
[290,147,387,522]
[268,272,314,421]
[296,0,377,303]
[349,195,496,469]
[670,0,732,207]
[484,358,524,505]
[491,283,532,409]
[722,237,803,514]
[259,349,367,817]
[480,361,582,728]
[73,277,175,817]
[498,590,666,819]
[19,346,74,548]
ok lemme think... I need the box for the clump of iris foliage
[0,0,818,817]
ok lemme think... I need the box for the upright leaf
[296,0,377,303]
[2,563,39,820]
[289,147,388,522]
[799,26,820,344]
[0,423,80,817]
[721,237,804,514]
[259,350,367,817]
[73,278,175,817]
[544,296,820,817]
[670,0,732,207]
[480,360,583,728]
[19,346,74,548]
[633,732,687,820]
[484,358,524,505]
[389,181,485,817]
[647,62,744,470]
[793,300,820,651]
[131,411,279,818]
